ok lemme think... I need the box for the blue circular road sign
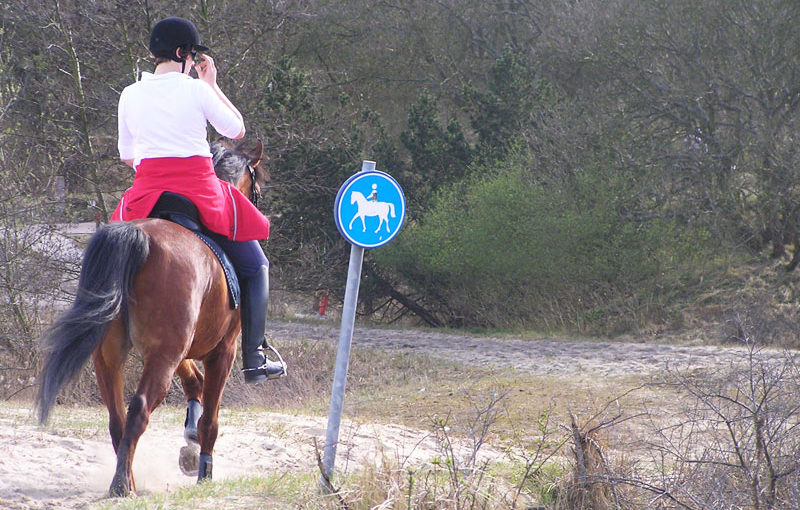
[334,170,406,249]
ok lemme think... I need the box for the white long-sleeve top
[118,72,243,166]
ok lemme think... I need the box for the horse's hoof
[179,444,200,477]
[108,478,131,498]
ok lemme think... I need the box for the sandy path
[1,401,496,510]
[267,320,787,378]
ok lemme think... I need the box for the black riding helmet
[149,17,209,63]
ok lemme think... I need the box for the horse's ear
[250,139,264,167]
[235,138,264,167]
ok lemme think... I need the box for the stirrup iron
[242,342,287,381]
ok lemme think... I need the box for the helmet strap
[174,47,188,73]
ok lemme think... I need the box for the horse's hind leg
[196,339,237,482]
[108,359,176,497]
[93,319,129,453]
[176,360,204,444]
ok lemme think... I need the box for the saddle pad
[193,231,240,310]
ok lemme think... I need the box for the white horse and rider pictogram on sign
[334,169,406,249]
[348,190,397,233]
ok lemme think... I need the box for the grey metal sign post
[321,161,406,492]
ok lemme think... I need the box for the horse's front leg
[196,339,237,482]
[348,213,367,232]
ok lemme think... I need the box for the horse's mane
[210,139,266,186]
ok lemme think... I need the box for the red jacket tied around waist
[111,156,270,241]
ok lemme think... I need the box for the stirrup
[242,343,287,383]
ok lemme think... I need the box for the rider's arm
[195,55,245,139]
[212,86,245,139]
[209,84,245,139]
[118,89,136,163]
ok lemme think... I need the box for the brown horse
[36,139,271,497]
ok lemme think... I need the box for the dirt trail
[268,320,784,378]
[1,320,791,509]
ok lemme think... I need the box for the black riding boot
[240,264,286,383]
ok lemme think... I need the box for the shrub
[378,148,710,331]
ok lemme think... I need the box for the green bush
[378,149,712,331]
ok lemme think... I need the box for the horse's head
[350,191,364,204]
[211,138,269,207]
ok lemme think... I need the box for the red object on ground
[318,292,329,316]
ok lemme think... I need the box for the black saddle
[149,192,240,309]
[149,192,203,232]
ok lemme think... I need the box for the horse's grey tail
[388,202,396,217]
[36,222,149,424]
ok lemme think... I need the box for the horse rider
[367,183,378,202]
[111,17,285,383]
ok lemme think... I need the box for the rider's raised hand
[195,54,218,87]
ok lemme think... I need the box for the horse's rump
[36,219,236,424]
[130,219,238,359]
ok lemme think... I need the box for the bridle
[246,164,260,208]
